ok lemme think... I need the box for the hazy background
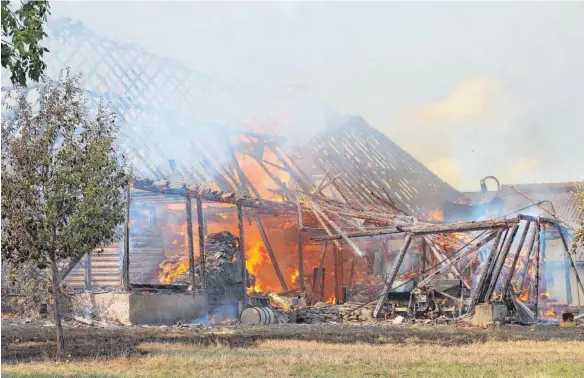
[49,1,584,191]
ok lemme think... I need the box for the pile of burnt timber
[327,214,583,323]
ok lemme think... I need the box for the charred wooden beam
[122,184,131,291]
[298,231,305,292]
[131,180,296,212]
[333,242,340,304]
[254,157,290,196]
[254,213,288,291]
[309,201,366,257]
[502,221,532,297]
[311,241,329,300]
[186,193,196,290]
[311,216,521,241]
[417,231,497,289]
[420,238,427,279]
[373,234,413,318]
[471,230,503,310]
[237,203,247,308]
[349,256,356,291]
[535,224,542,321]
[196,195,206,290]
[485,222,520,300]
[270,146,313,193]
[519,223,540,293]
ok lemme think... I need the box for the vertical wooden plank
[298,231,305,292]
[196,195,206,290]
[420,238,427,279]
[237,204,248,308]
[122,185,131,291]
[185,194,196,290]
[333,242,340,304]
[502,221,531,297]
[534,222,542,321]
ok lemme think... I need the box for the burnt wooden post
[485,222,520,300]
[374,234,413,318]
[333,242,340,304]
[471,229,503,309]
[185,193,196,290]
[196,195,206,290]
[298,231,305,292]
[122,184,131,291]
[540,225,547,294]
[534,223,542,321]
[420,238,427,279]
[311,241,328,300]
[84,252,92,290]
[519,223,540,293]
[254,213,288,291]
[503,221,531,296]
[237,203,248,308]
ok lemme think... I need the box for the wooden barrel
[240,307,275,325]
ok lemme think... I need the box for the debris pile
[296,302,377,324]
[168,231,247,311]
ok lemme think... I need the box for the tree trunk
[50,256,65,361]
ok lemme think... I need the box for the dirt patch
[2,320,583,363]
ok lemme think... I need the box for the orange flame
[542,305,557,319]
[426,209,444,222]
[326,293,336,304]
[158,257,189,284]
[291,268,299,284]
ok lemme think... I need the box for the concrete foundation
[75,291,207,325]
[470,303,508,327]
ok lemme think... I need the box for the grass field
[3,339,584,378]
[2,322,584,377]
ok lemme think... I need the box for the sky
[49,1,584,191]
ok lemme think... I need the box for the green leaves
[1,0,51,87]
[2,70,127,271]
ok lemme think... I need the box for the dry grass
[3,339,584,378]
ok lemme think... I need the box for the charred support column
[420,238,427,279]
[540,226,547,294]
[237,203,247,309]
[196,195,206,290]
[185,193,196,291]
[471,230,503,308]
[333,242,340,303]
[311,241,328,300]
[84,252,92,290]
[534,223,542,321]
[254,213,288,291]
[298,231,305,292]
[122,184,131,291]
[503,221,532,297]
[374,234,413,318]
[519,223,540,293]
[485,222,520,300]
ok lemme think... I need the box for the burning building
[4,18,582,326]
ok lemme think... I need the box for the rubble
[296,302,377,324]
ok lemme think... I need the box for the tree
[1,0,51,87]
[1,70,128,360]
